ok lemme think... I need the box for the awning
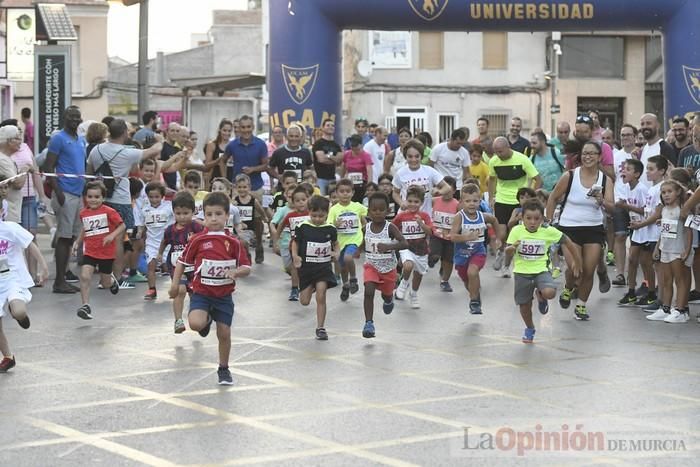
[170,74,266,94]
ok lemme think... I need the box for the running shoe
[130,271,148,283]
[612,274,626,287]
[440,281,453,292]
[688,289,700,303]
[536,291,549,314]
[635,283,649,297]
[522,327,536,344]
[315,328,328,340]
[647,308,669,321]
[77,304,92,320]
[174,319,186,334]
[288,287,299,301]
[664,308,689,324]
[559,288,573,309]
[143,288,157,301]
[469,299,482,315]
[340,284,350,302]
[643,300,661,313]
[65,271,79,283]
[493,250,504,271]
[551,267,561,279]
[634,295,656,306]
[109,274,120,295]
[119,280,135,290]
[597,271,611,293]
[362,320,375,338]
[349,277,359,294]
[217,367,234,385]
[606,251,615,266]
[501,263,511,278]
[618,291,638,306]
[574,304,589,321]
[0,356,15,373]
[199,316,213,337]
[395,280,409,300]
[409,291,420,309]
[383,298,394,315]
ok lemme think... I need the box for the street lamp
[113,0,149,117]
[548,32,562,137]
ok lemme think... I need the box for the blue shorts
[21,196,38,231]
[339,244,359,267]
[189,293,234,327]
[105,202,135,231]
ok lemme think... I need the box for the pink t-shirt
[343,149,373,183]
[565,141,613,169]
[11,143,35,198]
[431,197,460,238]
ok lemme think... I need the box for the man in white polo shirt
[363,126,389,184]
[428,128,470,190]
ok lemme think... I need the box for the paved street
[0,233,698,466]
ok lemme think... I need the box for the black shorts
[630,240,656,252]
[612,207,630,235]
[299,265,338,292]
[557,225,606,247]
[494,202,520,226]
[81,255,114,274]
[429,236,454,261]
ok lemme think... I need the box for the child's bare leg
[147,259,157,289]
[79,265,94,305]
[188,310,209,331]
[299,286,313,305]
[290,266,300,288]
[315,282,328,328]
[411,271,423,291]
[467,264,481,300]
[173,284,187,320]
[519,302,534,329]
[401,261,414,281]
[0,320,10,357]
[363,282,376,321]
[216,323,232,367]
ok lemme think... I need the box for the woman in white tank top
[546,141,614,321]
[383,128,412,176]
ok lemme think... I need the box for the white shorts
[660,249,694,267]
[399,250,429,275]
[239,229,255,245]
[145,243,161,264]
[280,247,292,269]
[0,283,32,318]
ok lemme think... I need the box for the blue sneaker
[469,299,482,315]
[522,327,536,343]
[536,290,549,315]
[382,298,394,315]
[288,287,299,301]
[362,320,375,338]
[440,281,453,292]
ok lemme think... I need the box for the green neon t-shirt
[507,224,563,275]
[328,201,367,249]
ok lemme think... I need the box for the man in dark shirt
[312,119,342,195]
[671,117,692,162]
[160,122,181,191]
[268,125,313,183]
[507,116,530,154]
[678,127,700,174]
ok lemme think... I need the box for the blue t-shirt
[47,130,86,196]
[224,136,268,190]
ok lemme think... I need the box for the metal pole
[137,0,149,117]
[550,42,559,138]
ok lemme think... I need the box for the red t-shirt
[342,150,373,184]
[180,229,251,298]
[281,210,310,240]
[431,197,460,238]
[392,210,432,256]
[80,205,124,260]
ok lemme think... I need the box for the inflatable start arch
[269,0,700,134]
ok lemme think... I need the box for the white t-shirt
[363,139,388,184]
[613,148,635,200]
[392,164,445,215]
[636,182,662,243]
[135,201,174,249]
[0,220,35,289]
[429,142,469,189]
[618,182,648,238]
[640,140,663,188]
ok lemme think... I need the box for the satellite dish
[357,60,373,78]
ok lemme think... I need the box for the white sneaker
[664,308,689,324]
[493,251,504,271]
[501,263,511,278]
[409,291,420,309]
[395,280,409,300]
[646,309,669,321]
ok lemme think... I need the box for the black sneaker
[618,291,638,306]
[217,366,234,385]
[340,284,350,301]
[612,274,626,287]
[349,278,359,294]
[65,271,80,283]
[315,328,328,340]
[634,295,655,306]
[109,275,120,295]
[15,315,30,329]
[77,304,92,320]
[688,289,700,303]
[199,316,213,338]
[597,271,611,293]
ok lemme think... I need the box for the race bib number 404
[200,258,237,286]
[401,220,425,240]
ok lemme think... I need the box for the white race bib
[305,241,332,263]
[145,212,167,226]
[337,212,360,234]
[262,194,273,208]
[401,220,425,240]
[518,239,546,260]
[289,215,310,233]
[685,215,700,231]
[239,205,253,222]
[365,237,392,260]
[432,211,453,230]
[660,219,678,239]
[348,172,363,185]
[200,258,237,286]
[83,213,109,237]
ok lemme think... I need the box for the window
[369,31,412,69]
[479,112,509,138]
[560,36,624,79]
[482,32,508,69]
[419,32,443,69]
[437,113,458,143]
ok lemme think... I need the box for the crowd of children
[2,131,700,382]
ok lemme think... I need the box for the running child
[136,181,174,300]
[291,195,339,340]
[637,180,692,323]
[169,191,251,385]
[0,194,49,372]
[271,171,299,214]
[234,174,269,263]
[430,176,459,292]
[302,170,321,196]
[378,174,398,220]
[158,191,204,333]
[504,199,581,342]
[183,171,209,220]
[75,181,124,319]
[362,182,379,208]
[328,178,367,301]
[450,183,501,314]
[393,185,433,308]
[362,192,408,338]
[210,177,242,232]
[277,185,311,300]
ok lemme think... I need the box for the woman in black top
[204,118,233,189]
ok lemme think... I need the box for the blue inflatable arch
[269,0,700,135]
